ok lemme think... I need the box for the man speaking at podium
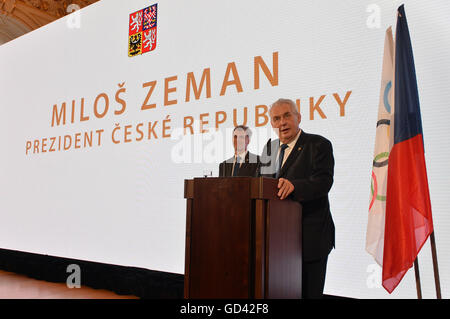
[259,98,335,299]
[219,125,260,177]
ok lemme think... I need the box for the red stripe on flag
[382,134,433,293]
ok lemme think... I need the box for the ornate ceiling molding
[0,0,98,44]
[0,12,30,44]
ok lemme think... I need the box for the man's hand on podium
[277,178,294,200]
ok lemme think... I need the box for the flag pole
[413,232,442,299]
[413,258,422,299]
[430,231,442,299]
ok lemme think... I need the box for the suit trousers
[302,255,329,299]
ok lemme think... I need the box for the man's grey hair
[269,98,300,117]
[233,125,252,139]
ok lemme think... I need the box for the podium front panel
[188,177,252,298]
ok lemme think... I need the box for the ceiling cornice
[0,0,99,45]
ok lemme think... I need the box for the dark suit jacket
[259,131,335,262]
[219,152,260,177]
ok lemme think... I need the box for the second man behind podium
[219,125,260,177]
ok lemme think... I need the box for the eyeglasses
[271,112,293,124]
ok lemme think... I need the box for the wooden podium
[184,177,302,299]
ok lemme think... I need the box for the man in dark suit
[219,125,260,177]
[259,98,335,299]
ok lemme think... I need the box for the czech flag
[382,5,434,293]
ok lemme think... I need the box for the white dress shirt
[277,129,302,168]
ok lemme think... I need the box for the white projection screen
[1,0,449,299]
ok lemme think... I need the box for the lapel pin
[298,146,302,151]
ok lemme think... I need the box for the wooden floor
[0,270,138,299]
